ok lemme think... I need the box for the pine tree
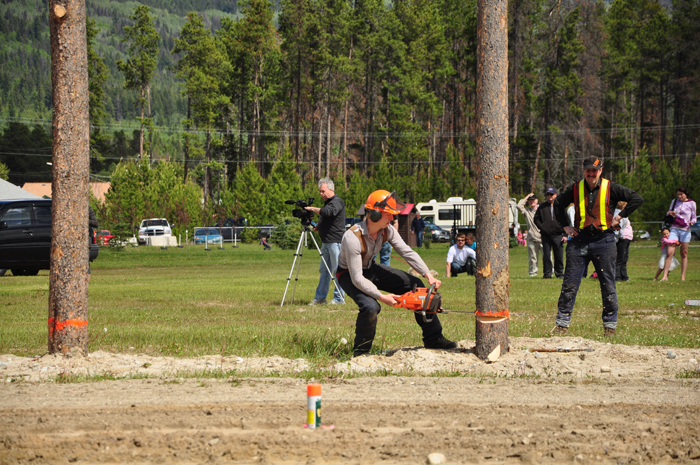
[116,5,160,162]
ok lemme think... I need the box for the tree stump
[475,315,509,361]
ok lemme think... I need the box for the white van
[415,197,519,236]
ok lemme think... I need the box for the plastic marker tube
[306,384,322,429]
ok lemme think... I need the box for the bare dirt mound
[1,337,699,464]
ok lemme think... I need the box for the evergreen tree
[116,5,160,161]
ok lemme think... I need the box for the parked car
[425,223,451,242]
[345,217,362,229]
[0,199,98,276]
[690,223,700,241]
[633,230,651,241]
[138,218,172,245]
[194,228,223,245]
[95,230,115,246]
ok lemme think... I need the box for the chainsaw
[392,284,474,323]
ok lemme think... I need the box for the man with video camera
[337,189,457,356]
[304,177,346,305]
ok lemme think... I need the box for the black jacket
[534,201,563,238]
[317,195,346,243]
[555,179,643,236]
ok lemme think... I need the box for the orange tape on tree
[474,310,510,318]
[48,318,88,337]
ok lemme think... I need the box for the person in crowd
[88,206,98,281]
[660,187,696,282]
[337,190,457,356]
[517,194,542,277]
[654,227,680,281]
[517,229,525,246]
[534,187,564,279]
[411,212,426,247]
[465,232,477,251]
[552,158,643,337]
[614,201,633,282]
[446,233,477,277]
[259,230,272,250]
[304,177,346,305]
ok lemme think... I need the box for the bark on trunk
[48,0,90,356]
[475,0,509,361]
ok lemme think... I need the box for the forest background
[0,0,699,234]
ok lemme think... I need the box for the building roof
[398,203,415,216]
[0,178,43,200]
[21,182,111,203]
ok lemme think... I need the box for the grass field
[1,241,698,360]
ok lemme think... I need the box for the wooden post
[48,0,90,356]
[475,0,509,360]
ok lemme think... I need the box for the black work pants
[337,262,444,355]
[615,239,630,281]
[542,234,564,278]
[556,233,618,329]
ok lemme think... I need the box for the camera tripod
[281,225,345,307]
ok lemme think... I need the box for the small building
[21,182,111,203]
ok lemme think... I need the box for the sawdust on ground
[1,337,699,464]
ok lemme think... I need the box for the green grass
[1,241,699,362]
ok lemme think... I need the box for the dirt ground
[1,336,699,464]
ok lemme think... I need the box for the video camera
[285,198,316,227]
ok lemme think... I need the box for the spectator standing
[552,157,643,337]
[446,233,477,277]
[337,190,456,356]
[304,177,346,305]
[534,187,564,279]
[660,187,696,282]
[614,201,633,282]
[411,212,426,247]
[517,194,542,277]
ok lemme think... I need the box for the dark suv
[0,199,98,276]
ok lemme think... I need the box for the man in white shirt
[446,233,477,277]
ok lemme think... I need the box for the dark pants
[337,262,444,355]
[450,258,476,277]
[415,231,424,247]
[556,233,618,329]
[542,234,564,278]
[615,239,630,281]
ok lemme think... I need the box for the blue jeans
[450,258,476,276]
[556,233,618,329]
[379,242,392,266]
[314,242,344,303]
[415,230,424,247]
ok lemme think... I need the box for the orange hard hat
[365,190,405,215]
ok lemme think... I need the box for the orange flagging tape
[474,310,510,318]
[48,318,88,337]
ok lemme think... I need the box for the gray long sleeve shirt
[517,198,541,242]
[338,220,429,299]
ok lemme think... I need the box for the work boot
[552,325,568,335]
[604,327,616,337]
[424,336,457,350]
[308,299,326,306]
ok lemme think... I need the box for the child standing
[654,228,679,280]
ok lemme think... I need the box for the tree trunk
[475,0,509,361]
[139,86,145,159]
[48,0,90,356]
[183,95,190,183]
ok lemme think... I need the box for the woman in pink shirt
[661,187,697,281]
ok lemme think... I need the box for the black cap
[545,187,558,195]
[583,157,603,170]
[527,194,537,201]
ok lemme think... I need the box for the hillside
[0,0,242,128]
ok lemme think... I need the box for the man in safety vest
[552,158,644,337]
[337,190,457,356]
